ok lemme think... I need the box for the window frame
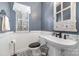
[56,2,71,22]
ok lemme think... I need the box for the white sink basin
[39,35,78,49]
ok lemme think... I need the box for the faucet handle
[64,34,69,39]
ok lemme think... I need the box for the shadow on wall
[41,2,54,31]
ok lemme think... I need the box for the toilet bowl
[28,42,41,56]
[29,42,40,48]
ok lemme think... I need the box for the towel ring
[0,10,6,15]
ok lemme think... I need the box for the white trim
[56,11,61,14]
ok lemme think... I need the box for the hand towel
[2,16,10,32]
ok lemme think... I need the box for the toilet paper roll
[11,40,16,44]
[9,40,16,55]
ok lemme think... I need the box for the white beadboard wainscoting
[0,31,79,56]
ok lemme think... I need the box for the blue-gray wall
[9,2,16,31]
[0,2,54,31]
[0,2,16,31]
[41,2,54,31]
[10,2,54,31]
[0,2,10,18]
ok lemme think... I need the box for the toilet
[28,42,41,56]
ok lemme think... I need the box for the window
[56,2,71,22]
[54,2,77,32]
[63,2,70,8]
[16,11,29,31]
[56,13,61,22]
[56,4,61,12]
[13,3,31,32]
[63,8,71,20]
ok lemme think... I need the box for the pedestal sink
[39,35,78,49]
